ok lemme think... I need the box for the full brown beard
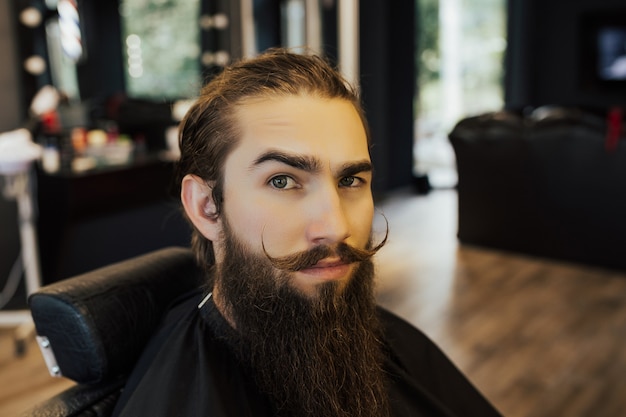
[214,218,390,417]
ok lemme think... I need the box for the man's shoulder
[376,306,430,343]
[376,306,454,377]
[376,306,503,417]
[162,289,205,324]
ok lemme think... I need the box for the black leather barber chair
[22,247,204,417]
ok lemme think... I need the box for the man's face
[215,95,374,297]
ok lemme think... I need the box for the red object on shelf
[606,107,623,152]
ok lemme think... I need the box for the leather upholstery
[449,107,626,270]
[20,379,125,417]
[24,247,204,416]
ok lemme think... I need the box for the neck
[211,284,238,329]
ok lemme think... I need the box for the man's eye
[269,175,296,189]
[339,176,360,187]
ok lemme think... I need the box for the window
[415,0,506,186]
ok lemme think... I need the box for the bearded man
[111,48,502,417]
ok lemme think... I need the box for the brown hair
[175,48,369,269]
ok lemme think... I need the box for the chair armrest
[28,247,204,384]
[20,379,124,417]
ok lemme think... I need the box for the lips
[298,258,352,281]
[308,258,345,269]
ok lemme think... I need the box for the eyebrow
[338,161,373,178]
[253,150,321,172]
[252,150,372,177]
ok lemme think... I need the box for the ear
[181,174,222,242]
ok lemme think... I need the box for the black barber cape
[112,291,502,417]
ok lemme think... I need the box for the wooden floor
[2,188,626,416]
[0,327,74,416]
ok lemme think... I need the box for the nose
[305,185,350,245]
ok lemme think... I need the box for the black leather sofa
[449,106,626,271]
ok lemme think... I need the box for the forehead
[229,95,370,165]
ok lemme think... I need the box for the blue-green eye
[269,175,295,189]
[339,176,359,187]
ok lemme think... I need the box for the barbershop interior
[2,0,626,415]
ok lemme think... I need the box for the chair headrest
[29,247,205,384]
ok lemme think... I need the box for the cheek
[350,201,375,244]
[225,195,305,254]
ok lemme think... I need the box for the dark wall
[0,0,26,305]
[360,0,416,193]
[0,0,22,130]
[506,0,626,109]
[76,0,125,103]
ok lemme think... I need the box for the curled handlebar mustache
[261,216,389,272]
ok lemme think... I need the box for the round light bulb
[24,56,47,75]
[20,7,43,28]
